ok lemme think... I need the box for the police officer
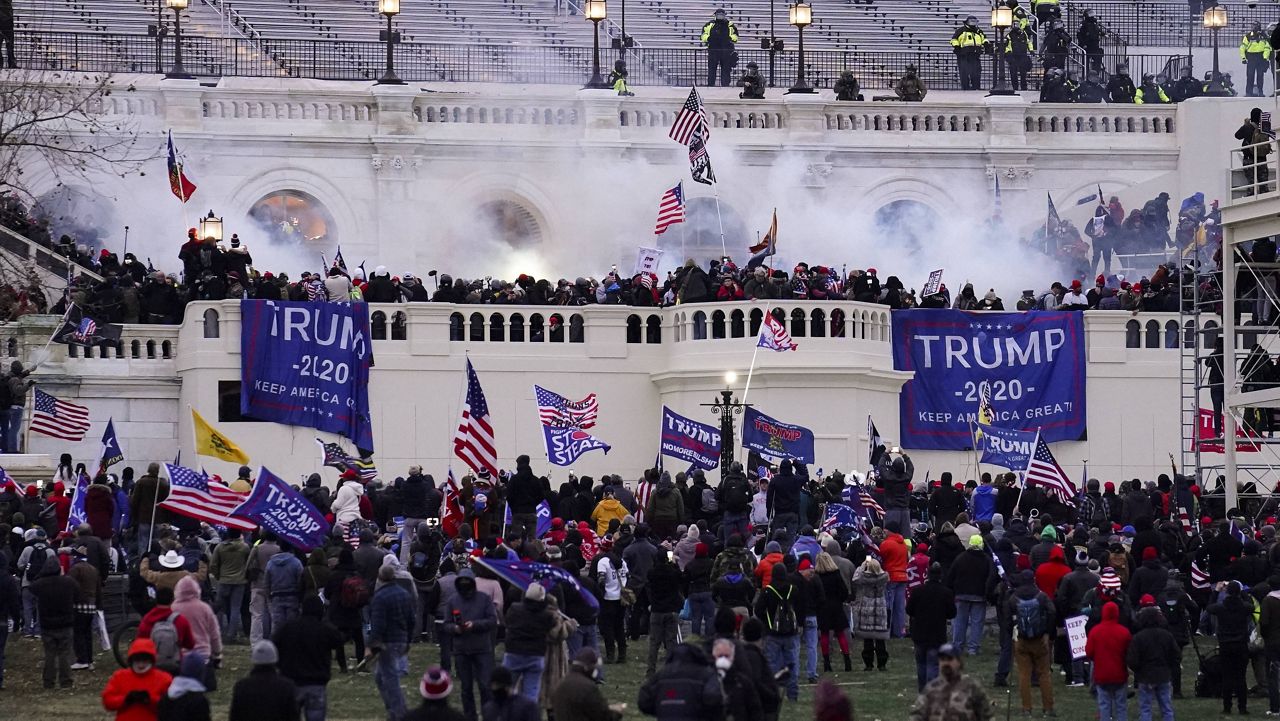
[1241,22,1272,97]
[894,64,927,101]
[738,61,764,99]
[1170,65,1202,101]
[1003,22,1035,91]
[607,59,634,96]
[1031,0,1060,28]
[1135,73,1170,104]
[1076,9,1104,74]
[1039,67,1074,102]
[833,70,863,101]
[701,9,739,87]
[1041,19,1070,71]
[1107,62,1136,102]
[1077,71,1107,103]
[950,16,986,90]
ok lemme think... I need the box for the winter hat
[1040,525,1057,540]
[1104,481,1115,493]
[1015,554,1032,571]
[1070,279,1082,290]
[525,583,547,602]
[765,541,782,554]
[1142,547,1158,562]
[968,535,985,549]
[1075,549,1089,565]
[1099,569,1122,591]
[179,652,208,679]
[917,543,930,553]
[419,666,453,700]
[1139,594,1157,607]
[798,558,812,571]
[251,640,279,666]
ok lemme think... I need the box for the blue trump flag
[975,422,1039,470]
[100,418,123,471]
[822,502,862,532]
[891,310,1086,450]
[473,557,600,610]
[742,407,815,464]
[231,466,331,551]
[659,406,721,471]
[791,535,822,561]
[535,500,552,538]
[543,426,611,467]
[65,471,90,532]
[240,300,375,451]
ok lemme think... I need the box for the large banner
[892,310,1086,450]
[660,406,721,471]
[742,407,815,464]
[240,300,375,451]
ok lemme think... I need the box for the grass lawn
[0,634,1243,720]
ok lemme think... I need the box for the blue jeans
[996,628,1012,682]
[374,643,408,720]
[886,582,907,638]
[567,624,598,658]
[764,634,800,700]
[297,684,327,721]
[1137,682,1173,721]
[6,406,21,453]
[22,587,38,636]
[720,512,750,543]
[914,643,939,691]
[269,596,299,632]
[800,616,819,679]
[502,652,545,701]
[454,651,493,721]
[1097,682,1128,721]
[216,583,246,640]
[952,599,985,654]
[688,592,715,637]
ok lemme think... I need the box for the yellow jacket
[701,20,739,45]
[951,27,986,50]
[591,497,630,535]
[1241,31,1272,60]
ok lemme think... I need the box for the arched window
[370,311,387,340]
[247,189,337,247]
[1183,320,1196,349]
[646,315,662,344]
[146,340,156,359]
[711,310,727,339]
[810,308,826,338]
[692,311,707,340]
[530,314,545,342]
[569,314,585,344]
[130,340,141,358]
[730,310,746,338]
[4,338,15,357]
[831,308,846,337]
[469,199,544,250]
[1164,320,1179,349]
[749,308,764,336]
[391,312,407,340]
[509,313,525,343]
[549,314,565,343]
[449,313,464,342]
[1125,319,1140,348]
[627,315,642,344]
[202,308,220,338]
[489,313,505,342]
[161,341,172,358]
[1203,319,1220,349]
[467,313,484,342]
[790,308,806,338]
[1144,320,1160,348]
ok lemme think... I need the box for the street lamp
[584,0,609,88]
[198,210,223,242]
[787,0,814,93]
[164,0,193,79]
[1203,4,1230,96]
[705,373,748,477]
[988,5,1014,96]
[376,0,405,86]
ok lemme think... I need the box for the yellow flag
[192,408,250,465]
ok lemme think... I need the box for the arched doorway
[873,200,941,254]
[472,199,543,249]
[247,190,337,247]
[656,197,748,264]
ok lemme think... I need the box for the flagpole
[735,334,764,465]
[1015,428,1041,512]
[710,182,727,260]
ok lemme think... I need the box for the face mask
[715,657,733,671]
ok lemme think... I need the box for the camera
[426,517,441,528]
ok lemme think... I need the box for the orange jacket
[879,533,909,582]
[754,552,786,587]
[101,639,174,721]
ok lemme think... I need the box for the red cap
[954,483,964,492]
[1104,481,1115,493]
[340,469,361,481]
[1016,554,1031,571]
[1070,279,1082,289]
[1142,547,1158,561]
[798,558,812,571]
[1202,516,1213,527]
[24,485,37,497]
[917,543,930,553]
[1139,594,1156,607]
[1191,485,1201,497]
[1096,274,1105,285]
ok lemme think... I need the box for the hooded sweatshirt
[590,497,628,536]
[265,552,303,598]
[171,576,222,660]
[102,639,174,721]
[970,483,997,523]
[1034,546,1071,598]
[1085,602,1131,685]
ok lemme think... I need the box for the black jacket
[506,464,544,514]
[1107,74,1136,102]
[157,687,212,721]
[648,560,684,613]
[28,557,76,630]
[503,599,555,656]
[1209,594,1254,646]
[907,579,956,646]
[1127,560,1169,605]
[946,548,993,599]
[637,644,724,721]
[400,473,442,519]
[228,667,300,721]
[1127,619,1181,684]
[877,454,914,509]
[273,612,346,686]
[927,485,966,526]
[766,469,803,516]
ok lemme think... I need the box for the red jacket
[1085,602,1131,685]
[755,552,785,587]
[101,639,174,721]
[1035,546,1071,599]
[137,605,196,654]
[880,533,909,583]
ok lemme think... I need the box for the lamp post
[704,371,749,479]
[761,0,784,87]
[988,5,1014,95]
[376,0,405,86]
[787,0,814,93]
[198,210,223,242]
[584,0,609,88]
[164,0,193,79]
[1203,4,1230,96]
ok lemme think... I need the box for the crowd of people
[1,446,1280,720]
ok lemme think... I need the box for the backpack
[723,479,751,513]
[701,488,719,515]
[24,544,47,583]
[339,575,371,609]
[150,611,182,671]
[1015,595,1046,639]
[1087,495,1109,526]
[1196,650,1223,698]
[409,551,432,583]
[765,585,797,635]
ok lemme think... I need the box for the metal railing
[1228,138,1280,203]
[13,30,1189,91]
[1066,1,1278,48]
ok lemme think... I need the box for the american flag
[343,524,361,549]
[30,389,91,441]
[1024,434,1076,506]
[688,127,716,186]
[653,182,686,236]
[758,313,798,352]
[305,278,324,302]
[454,359,498,478]
[73,317,97,343]
[821,503,861,532]
[668,87,709,146]
[1178,506,1194,537]
[159,463,255,531]
[857,485,884,518]
[1190,560,1210,589]
[534,385,598,429]
[634,479,653,523]
[316,439,378,482]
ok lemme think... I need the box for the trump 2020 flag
[535,500,552,538]
[231,466,331,551]
[65,471,90,532]
[975,422,1038,471]
[758,313,797,352]
[822,502,862,532]
[542,426,611,467]
[473,556,599,610]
